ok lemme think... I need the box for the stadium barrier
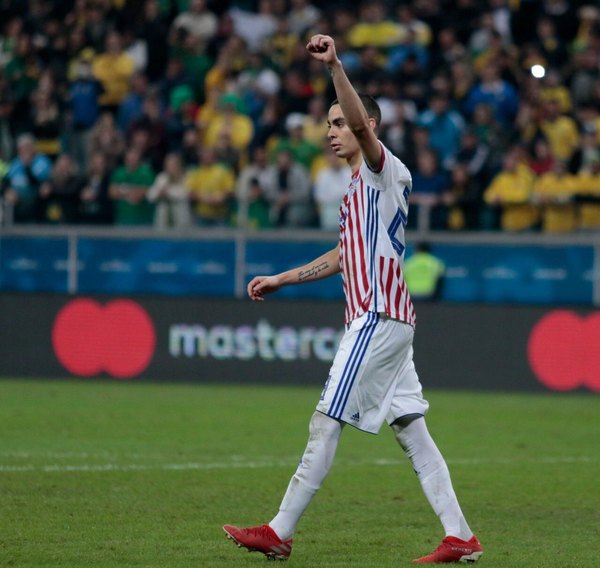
[0,226,599,304]
[1,293,598,393]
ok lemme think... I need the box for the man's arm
[306,34,382,170]
[247,244,340,301]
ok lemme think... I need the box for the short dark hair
[330,94,382,126]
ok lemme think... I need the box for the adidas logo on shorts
[350,411,360,421]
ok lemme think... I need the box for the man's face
[18,141,34,164]
[327,104,360,160]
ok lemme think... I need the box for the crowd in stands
[1,0,600,233]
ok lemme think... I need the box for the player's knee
[308,411,343,442]
[391,413,424,430]
[390,414,424,453]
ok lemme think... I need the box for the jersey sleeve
[359,142,412,194]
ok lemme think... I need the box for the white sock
[269,412,343,541]
[392,417,473,542]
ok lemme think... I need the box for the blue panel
[432,244,594,305]
[246,241,343,299]
[77,238,236,296]
[0,236,69,292]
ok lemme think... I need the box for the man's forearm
[280,246,341,286]
[328,60,370,133]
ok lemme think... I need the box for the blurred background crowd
[1,0,600,233]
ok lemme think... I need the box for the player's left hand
[306,34,338,65]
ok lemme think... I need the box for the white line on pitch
[0,455,596,474]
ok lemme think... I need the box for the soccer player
[223,34,483,564]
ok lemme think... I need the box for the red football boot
[413,535,483,563]
[223,523,293,561]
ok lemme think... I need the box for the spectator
[4,33,42,136]
[30,83,61,160]
[3,133,51,223]
[214,130,242,175]
[267,16,300,71]
[403,242,445,301]
[380,100,415,164]
[202,93,254,166]
[347,1,399,49]
[165,84,198,152]
[409,148,449,230]
[539,68,572,113]
[471,102,507,170]
[534,17,569,70]
[418,93,465,169]
[455,128,491,184]
[431,28,468,75]
[84,2,110,52]
[235,145,272,230]
[450,60,475,109]
[528,137,555,176]
[465,62,519,127]
[394,3,433,48]
[251,98,285,153]
[171,29,216,102]
[109,147,155,226]
[39,154,82,224]
[122,27,148,74]
[127,95,169,172]
[171,0,218,46]
[79,151,113,224]
[279,67,315,115]
[532,159,577,232]
[312,147,351,230]
[263,148,312,227]
[179,126,200,168]
[569,127,600,174]
[468,11,496,59]
[442,162,483,230]
[538,98,580,162]
[138,0,170,82]
[573,5,600,52]
[270,112,320,169]
[92,31,136,113]
[67,52,103,170]
[567,47,599,108]
[287,0,321,37]
[386,27,429,76]
[186,146,235,227]
[158,57,193,112]
[88,112,125,170]
[228,0,278,53]
[147,151,192,230]
[575,159,600,230]
[483,149,538,231]
[236,52,281,123]
[538,0,578,44]
[117,71,149,133]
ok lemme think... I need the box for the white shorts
[316,311,429,434]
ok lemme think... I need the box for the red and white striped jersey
[338,142,416,327]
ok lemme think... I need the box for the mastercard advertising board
[0,294,597,393]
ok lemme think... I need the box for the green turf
[0,379,598,567]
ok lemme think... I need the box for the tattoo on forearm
[298,262,329,282]
[328,66,335,78]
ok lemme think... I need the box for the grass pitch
[0,379,598,567]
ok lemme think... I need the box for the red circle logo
[52,299,156,379]
[527,310,600,392]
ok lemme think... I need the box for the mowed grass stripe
[0,454,597,474]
